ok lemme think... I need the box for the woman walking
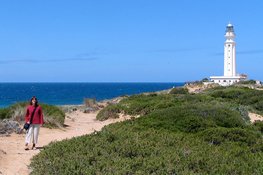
[24,96,44,150]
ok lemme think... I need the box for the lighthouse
[210,23,246,86]
[224,23,236,77]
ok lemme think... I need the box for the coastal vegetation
[30,86,263,174]
[207,86,263,115]
[0,102,65,128]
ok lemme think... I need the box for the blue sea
[0,82,184,108]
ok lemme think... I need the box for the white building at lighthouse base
[210,75,246,86]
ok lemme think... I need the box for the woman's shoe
[25,143,29,150]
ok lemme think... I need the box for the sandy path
[0,111,128,175]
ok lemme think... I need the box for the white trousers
[25,124,40,145]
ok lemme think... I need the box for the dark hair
[30,96,39,106]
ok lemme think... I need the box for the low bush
[97,94,180,118]
[97,93,249,131]
[136,102,245,134]
[200,127,260,146]
[4,102,28,122]
[96,104,122,121]
[0,108,9,120]
[209,88,246,100]
[0,102,65,128]
[207,86,263,115]
[169,87,189,94]
[41,104,65,128]
[253,121,263,133]
[237,79,256,84]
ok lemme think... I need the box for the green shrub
[0,102,65,128]
[119,94,179,116]
[136,102,245,134]
[0,108,9,120]
[237,79,256,84]
[5,102,28,122]
[208,86,263,115]
[96,104,122,121]
[253,100,263,112]
[135,106,213,133]
[253,121,263,133]
[41,104,65,128]
[169,87,189,94]
[202,78,209,82]
[200,127,260,146]
[210,89,244,99]
[176,116,213,133]
[232,105,250,123]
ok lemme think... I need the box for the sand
[0,111,130,175]
[249,112,263,123]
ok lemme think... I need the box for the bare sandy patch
[249,112,263,123]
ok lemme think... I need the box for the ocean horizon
[0,82,184,108]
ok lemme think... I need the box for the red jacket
[25,105,44,124]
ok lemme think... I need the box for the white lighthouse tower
[224,23,236,77]
[210,23,246,86]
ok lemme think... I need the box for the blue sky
[0,0,263,82]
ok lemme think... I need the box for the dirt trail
[0,111,128,175]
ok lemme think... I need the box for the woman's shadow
[35,146,44,150]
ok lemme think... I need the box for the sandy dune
[0,111,129,175]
